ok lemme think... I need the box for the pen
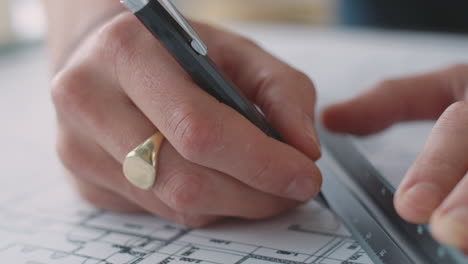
[121,0,325,204]
[120,0,282,141]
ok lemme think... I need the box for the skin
[45,0,467,253]
[44,0,322,227]
[323,65,468,252]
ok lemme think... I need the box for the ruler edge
[318,157,411,264]
[316,126,468,264]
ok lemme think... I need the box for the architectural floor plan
[0,180,373,264]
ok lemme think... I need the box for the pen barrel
[134,0,282,141]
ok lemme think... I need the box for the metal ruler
[317,127,467,264]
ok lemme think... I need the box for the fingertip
[394,182,443,223]
[321,102,366,135]
[321,103,348,132]
[430,208,468,252]
[269,107,322,162]
[284,157,323,202]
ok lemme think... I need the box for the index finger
[394,102,468,223]
[98,13,321,201]
[322,64,468,135]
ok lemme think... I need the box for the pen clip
[159,0,208,56]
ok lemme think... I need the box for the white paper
[0,180,373,264]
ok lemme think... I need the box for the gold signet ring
[123,132,165,190]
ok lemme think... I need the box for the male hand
[51,12,322,227]
[322,65,468,252]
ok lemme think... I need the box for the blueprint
[0,179,373,264]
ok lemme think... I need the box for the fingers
[430,172,468,253]
[52,51,220,226]
[394,102,468,223]
[100,14,321,201]
[57,118,298,221]
[155,143,299,219]
[52,13,320,226]
[320,63,468,251]
[72,177,145,213]
[57,122,221,227]
[195,23,321,160]
[56,125,186,222]
[322,65,468,135]
[52,65,300,221]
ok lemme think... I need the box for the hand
[51,13,322,227]
[322,65,468,252]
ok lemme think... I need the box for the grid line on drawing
[0,182,373,264]
[248,253,305,264]
[0,225,370,263]
[181,233,354,261]
[12,243,108,262]
[305,237,342,263]
[234,255,250,264]
[313,238,347,262]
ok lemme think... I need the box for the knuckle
[170,108,224,162]
[51,67,109,135]
[161,172,204,213]
[96,13,140,60]
[268,68,314,92]
[290,70,316,98]
[256,68,277,94]
[211,35,259,69]
[51,65,94,118]
[254,69,283,111]
[256,68,315,111]
[94,13,143,73]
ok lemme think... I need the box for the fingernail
[431,207,468,250]
[286,176,318,201]
[304,114,321,154]
[399,182,443,221]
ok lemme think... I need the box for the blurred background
[1,0,333,49]
[1,0,468,51]
[0,0,44,48]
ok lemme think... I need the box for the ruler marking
[317,126,467,264]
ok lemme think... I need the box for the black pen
[121,0,328,204]
[120,0,282,141]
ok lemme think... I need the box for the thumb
[321,65,468,135]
